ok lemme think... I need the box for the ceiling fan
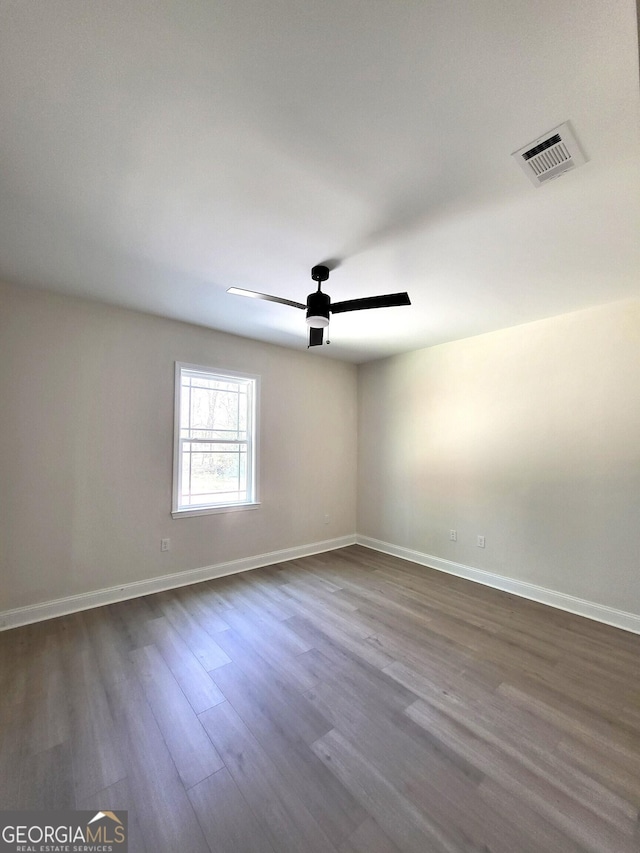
[227,265,411,347]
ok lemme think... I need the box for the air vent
[512,122,586,187]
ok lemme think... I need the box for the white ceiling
[1,0,639,362]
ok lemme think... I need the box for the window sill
[172,501,261,519]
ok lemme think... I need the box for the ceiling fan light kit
[227,264,411,348]
[306,314,330,328]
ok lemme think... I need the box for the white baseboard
[356,535,640,636]
[5,533,638,637]
[0,535,356,631]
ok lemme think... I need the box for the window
[172,363,259,517]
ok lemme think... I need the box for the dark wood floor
[1,545,639,853]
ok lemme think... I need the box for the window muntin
[173,364,259,516]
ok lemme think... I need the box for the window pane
[239,388,248,432]
[181,385,191,431]
[239,448,246,489]
[179,442,248,504]
[191,451,237,493]
[188,387,242,436]
[181,450,191,500]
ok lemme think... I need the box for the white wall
[358,299,640,616]
[0,281,357,611]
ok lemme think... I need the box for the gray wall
[357,299,640,615]
[0,281,357,610]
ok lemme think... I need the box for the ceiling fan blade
[227,287,306,310]
[330,292,411,314]
[308,326,324,347]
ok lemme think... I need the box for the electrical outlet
[324,514,330,525]
[161,538,170,552]
[449,529,457,541]
[477,535,485,548]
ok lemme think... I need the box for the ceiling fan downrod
[310,265,330,288]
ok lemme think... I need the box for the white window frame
[172,362,260,518]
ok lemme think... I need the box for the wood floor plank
[155,589,231,670]
[0,623,29,705]
[286,613,395,671]
[80,606,136,685]
[303,671,513,853]
[280,583,372,640]
[19,741,74,810]
[106,675,210,853]
[174,584,233,634]
[78,776,148,853]
[405,698,639,853]
[382,659,563,755]
[280,558,345,592]
[0,701,27,809]
[64,632,127,799]
[147,615,225,714]
[211,629,332,742]
[476,777,596,853]
[109,595,158,650]
[24,627,70,754]
[312,727,461,853]
[130,643,224,789]
[234,573,297,618]
[221,600,312,659]
[188,767,278,853]
[222,574,295,622]
[215,622,321,692]
[498,679,640,753]
[211,659,366,846]
[198,577,241,610]
[304,670,482,788]
[282,575,360,616]
[338,817,403,853]
[557,735,640,806]
[199,701,340,853]
[338,587,437,641]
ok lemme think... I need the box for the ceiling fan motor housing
[306,289,331,327]
[311,265,330,283]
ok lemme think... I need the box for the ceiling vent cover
[512,122,586,187]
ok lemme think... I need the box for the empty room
[1,2,639,852]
